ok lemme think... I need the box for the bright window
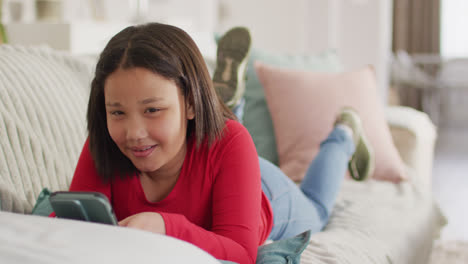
[441,0,468,57]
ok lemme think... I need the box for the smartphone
[49,191,118,225]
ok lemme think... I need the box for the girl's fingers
[118,216,132,226]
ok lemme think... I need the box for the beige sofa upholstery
[0,45,92,213]
[386,106,437,192]
[0,45,445,264]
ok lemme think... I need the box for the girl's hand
[118,212,166,235]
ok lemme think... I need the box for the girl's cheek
[148,120,177,141]
[107,122,123,144]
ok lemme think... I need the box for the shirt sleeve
[68,138,112,200]
[163,123,263,264]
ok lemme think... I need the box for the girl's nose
[126,117,148,141]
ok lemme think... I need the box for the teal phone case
[49,191,118,225]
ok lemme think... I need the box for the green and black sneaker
[334,107,375,181]
[213,27,251,108]
[0,0,8,44]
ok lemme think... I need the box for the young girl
[69,23,374,264]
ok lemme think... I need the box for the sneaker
[213,27,251,108]
[334,107,375,181]
[0,24,7,44]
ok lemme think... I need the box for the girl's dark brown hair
[87,22,235,181]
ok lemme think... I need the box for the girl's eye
[145,108,160,114]
[111,110,124,116]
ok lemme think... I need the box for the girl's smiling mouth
[131,145,157,157]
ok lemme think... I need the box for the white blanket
[0,211,220,264]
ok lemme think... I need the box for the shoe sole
[337,108,375,181]
[213,27,251,108]
[349,130,375,181]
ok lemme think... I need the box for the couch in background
[0,44,446,263]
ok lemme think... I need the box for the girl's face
[104,67,194,179]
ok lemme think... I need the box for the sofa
[0,43,446,264]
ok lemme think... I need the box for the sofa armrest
[385,106,437,191]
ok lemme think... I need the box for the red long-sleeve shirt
[69,120,273,264]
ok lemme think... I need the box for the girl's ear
[186,100,195,120]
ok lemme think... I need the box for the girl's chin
[133,163,160,175]
[137,167,159,174]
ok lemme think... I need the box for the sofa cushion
[243,49,342,165]
[0,45,94,213]
[256,62,407,182]
[300,180,445,263]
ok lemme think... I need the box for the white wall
[2,0,218,33]
[217,0,315,54]
[334,0,393,101]
[217,0,393,102]
[2,0,392,100]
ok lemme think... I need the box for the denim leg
[299,127,355,222]
[260,127,355,241]
[260,157,321,241]
[231,97,245,123]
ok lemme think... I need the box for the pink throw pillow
[255,62,407,183]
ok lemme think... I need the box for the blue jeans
[231,97,245,123]
[260,127,355,241]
